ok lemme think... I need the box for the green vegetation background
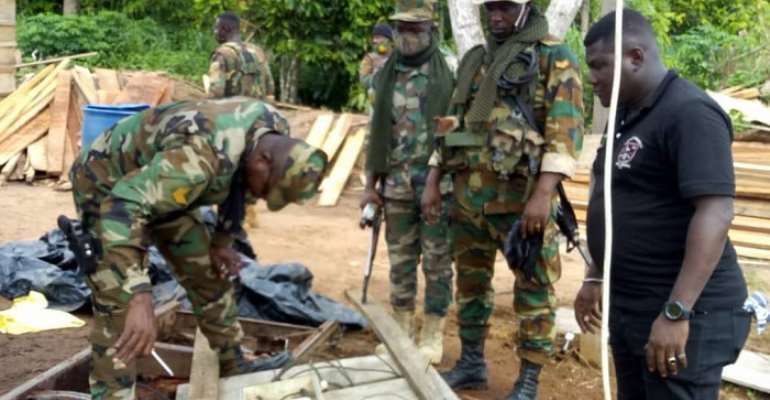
[15,0,770,113]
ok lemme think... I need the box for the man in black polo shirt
[574,9,752,400]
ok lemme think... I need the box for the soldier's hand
[115,292,156,364]
[574,282,602,334]
[360,188,384,210]
[521,192,551,238]
[210,245,245,279]
[421,183,442,225]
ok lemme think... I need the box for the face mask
[395,31,432,56]
[375,42,391,55]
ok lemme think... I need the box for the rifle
[555,183,594,267]
[360,178,385,304]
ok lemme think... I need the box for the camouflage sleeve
[540,43,584,178]
[208,47,238,98]
[97,135,218,297]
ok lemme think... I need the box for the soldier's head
[372,23,394,55]
[214,11,241,44]
[245,134,328,211]
[584,8,664,107]
[390,0,437,56]
[475,0,532,40]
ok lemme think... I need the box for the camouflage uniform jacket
[384,60,454,200]
[429,39,584,214]
[209,41,275,99]
[71,97,290,299]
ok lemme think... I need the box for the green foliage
[18,12,216,80]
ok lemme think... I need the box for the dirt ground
[0,111,768,399]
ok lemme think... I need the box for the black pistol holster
[57,215,102,275]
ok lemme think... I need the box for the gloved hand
[504,219,543,281]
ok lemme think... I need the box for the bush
[18,11,216,81]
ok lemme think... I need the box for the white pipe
[602,1,624,399]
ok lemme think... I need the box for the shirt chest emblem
[616,136,644,170]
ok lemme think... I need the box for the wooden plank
[320,113,353,159]
[0,62,63,143]
[61,88,85,178]
[345,290,458,400]
[0,64,55,119]
[15,52,98,69]
[324,378,417,400]
[176,355,403,400]
[71,66,98,104]
[709,90,770,126]
[27,135,47,172]
[273,320,340,381]
[97,89,120,105]
[174,310,314,339]
[722,350,770,394]
[189,328,219,400]
[113,74,169,106]
[318,128,366,207]
[46,70,72,175]
[305,114,335,148]
[158,81,174,105]
[93,68,121,92]
[0,108,50,166]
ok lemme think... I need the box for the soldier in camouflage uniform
[69,97,327,400]
[359,23,393,92]
[209,12,275,100]
[362,0,455,365]
[422,0,584,398]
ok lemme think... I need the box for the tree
[545,0,584,40]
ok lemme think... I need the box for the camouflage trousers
[384,194,453,317]
[452,203,561,365]
[81,212,244,400]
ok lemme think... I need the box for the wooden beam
[189,328,220,400]
[46,70,72,175]
[93,68,121,92]
[320,113,353,159]
[304,114,335,148]
[27,135,47,172]
[318,128,366,207]
[345,290,458,400]
[15,52,98,69]
[0,108,50,166]
[71,66,98,104]
[273,320,340,381]
[0,64,56,117]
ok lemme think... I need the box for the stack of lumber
[306,113,368,207]
[564,141,770,263]
[710,85,770,143]
[0,62,175,185]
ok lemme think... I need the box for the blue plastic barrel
[82,104,150,147]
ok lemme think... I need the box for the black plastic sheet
[0,210,365,329]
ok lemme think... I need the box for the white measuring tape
[601,1,625,399]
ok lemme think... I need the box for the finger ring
[667,357,677,365]
[677,354,687,361]
[583,316,590,322]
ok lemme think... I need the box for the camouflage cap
[265,140,328,211]
[472,0,530,4]
[390,0,437,22]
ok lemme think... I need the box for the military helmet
[390,0,437,22]
[264,140,328,211]
[471,0,530,4]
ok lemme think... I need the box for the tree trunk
[591,0,617,134]
[447,0,485,59]
[279,56,299,104]
[545,0,584,41]
[63,0,79,15]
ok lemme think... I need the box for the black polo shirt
[586,70,747,313]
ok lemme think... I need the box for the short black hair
[584,8,655,48]
[217,11,240,30]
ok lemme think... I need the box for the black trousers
[610,306,751,400]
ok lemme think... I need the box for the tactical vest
[441,44,544,197]
[221,42,263,98]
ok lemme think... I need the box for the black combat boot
[504,359,542,400]
[440,337,488,390]
[220,347,292,377]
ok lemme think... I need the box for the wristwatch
[663,300,692,321]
